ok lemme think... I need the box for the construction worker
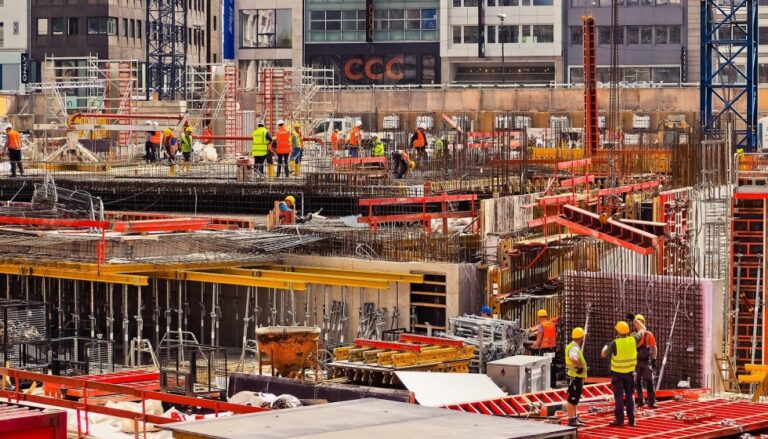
[410,124,428,162]
[144,121,155,163]
[371,135,385,158]
[348,120,363,158]
[631,314,657,409]
[601,320,637,427]
[272,120,292,178]
[202,124,213,145]
[565,327,587,427]
[163,128,178,164]
[149,122,162,163]
[480,306,492,317]
[391,149,413,179]
[433,136,445,159]
[180,126,194,172]
[290,122,303,176]
[528,308,558,388]
[331,128,340,154]
[251,121,272,177]
[3,124,23,177]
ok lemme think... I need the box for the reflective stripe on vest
[414,130,426,147]
[150,131,162,144]
[540,320,557,349]
[252,127,269,156]
[611,336,638,374]
[276,128,292,154]
[565,341,587,379]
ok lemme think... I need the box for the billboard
[223,0,235,60]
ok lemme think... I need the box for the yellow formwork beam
[0,258,271,275]
[147,270,307,291]
[0,264,149,286]
[266,265,425,284]
[210,268,391,290]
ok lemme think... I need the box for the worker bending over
[391,149,414,179]
[601,321,637,427]
[347,121,363,158]
[179,126,194,172]
[410,124,428,162]
[163,128,178,164]
[290,122,303,176]
[3,124,23,177]
[272,120,292,178]
[251,121,272,178]
[565,327,587,427]
[630,314,657,408]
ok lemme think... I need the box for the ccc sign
[344,56,405,82]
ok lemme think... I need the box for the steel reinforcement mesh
[563,271,703,389]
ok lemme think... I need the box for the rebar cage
[51,337,114,376]
[159,342,228,397]
[0,299,50,372]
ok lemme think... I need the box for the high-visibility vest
[150,131,162,144]
[540,320,557,349]
[275,127,292,154]
[611,336,638,374]
[348,126,361,147]
[372,140,384,157]
[434,138,444,153]
[202,128,212,145]
[294,129,304,148]
[6,130,21,150]
[414,130,426,148]
[331,131,339,150]
[565,341,587,379]
[636,331,654,362]
[252,127,269,156]
[180,134,193,153]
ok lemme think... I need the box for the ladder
[581,16,598,156]
[223,62,240,158]
[714,354,742,393]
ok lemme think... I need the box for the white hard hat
[277,119,285,125]
[4,124,11,130]
[145,120,152,125]
[419,124,426,130]
[257,120,265,126]
[355,120,363,127]
[153,121,159,127]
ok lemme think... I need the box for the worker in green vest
[433,136,445,159]
[180,126,194,173]
[601,320,638,427]
[372,135,385,157]
[565,327,587,427]
[252,121,272,178]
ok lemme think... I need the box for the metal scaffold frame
[700,0,757,149]
[146,0,188,100]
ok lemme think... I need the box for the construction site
[4,2,768,439]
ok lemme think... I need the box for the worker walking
[601,321,637,427]
[632,314,657,409]
[163,128,178,164]
[272,120,292,178]
[149,122,162,163]
[180,126,194,172]
[3,124,24,177]
[565,327,587,427]
[290,122,303,176]
[371,135,385,158]
[348,120,363,158]
[251,121,272,178]
[410,124,428,162]
[391,149,414,179]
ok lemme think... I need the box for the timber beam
[266,265,425,283]
[209,268,391,290]
[147,270,306,291]
[0,264,149,286]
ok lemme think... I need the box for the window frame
[37,18,48,36]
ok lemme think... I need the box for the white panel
[395,371,505,407]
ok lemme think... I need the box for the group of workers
[481,306,657,428]
[144,121,197,170]
[251,120,304,179]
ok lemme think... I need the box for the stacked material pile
[440,315,528,372]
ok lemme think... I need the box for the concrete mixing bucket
[255,326,321,378]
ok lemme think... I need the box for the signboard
[20,52,28,84]
[366,0,374,43]
[680,47,687,83]
[223,0,235,60]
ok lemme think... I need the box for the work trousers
[392,153,408,179]
[8,149,23,176]
[276,153,290,177]
[413,146,427,163]
[253,154,267,175]
[348,146,359,158]
[290,146,303,164]
[611,372,635,424]
[635,362,655,406]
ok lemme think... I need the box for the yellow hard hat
[537,309,548,318]
[164,128,172,136]
[615,321,630,335]
[635,314,645,322]
[285,195,296,205]
[294,122,301,128]
[572,327,585,339]
[409,161,416,170]
[185,126,194,133]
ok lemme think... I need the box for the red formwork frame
[0,368,266,439]
[358,193,478,235]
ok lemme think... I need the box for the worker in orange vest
[330,128,340,154]
[528,308,559,388]
[347,121,363,158]
[3,124,23,177]
[410,124,428,162]
[271,120,292,178]
[202,125,213,145]
[149,122,162,163]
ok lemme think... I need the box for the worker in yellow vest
[601,321,638,427]
[251,121,272,178]
[565,327,587,427]
[290,122,304,176]
[179,126,194,173]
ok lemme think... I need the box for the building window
[532,25,554,43]
[500,25,518,43]
[598,26,611,45]
[655,25,667,44]
[669,26,680,44]
[571,0,598,6]
[640,26,653,44]
[130,19,135,38]
[452,26,462,44]
[651,67,680,82]
[488,0,496,5]
[87,17,118,36]
[0,24,4,48]
[760,27,768,45]
[308,9,362,41]
[68,18,78,35]
[626,26,638,44]
[51,18,65,36]
[137,20,142,39]
[500,0,520,5]
[464,26,478,43]
[12,21,18,35]
[373,9,437,41]
[487,25,496,43]
[532,0,554,5]
[571,26,583,45]
[37,18,48,35]
[214,16,217,31]
[123,18,128,37]
[453,0,478,5]
[241,9,292,47]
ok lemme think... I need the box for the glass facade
[240,10,292,48]
[569,66,680,83]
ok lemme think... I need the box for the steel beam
[147,270,306,291]
[208,268,391,290]
[0,264,148,286]
[267,265,424,283]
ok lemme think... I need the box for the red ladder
[582,16,598,156]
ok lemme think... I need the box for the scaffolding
[186,62,242,157]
